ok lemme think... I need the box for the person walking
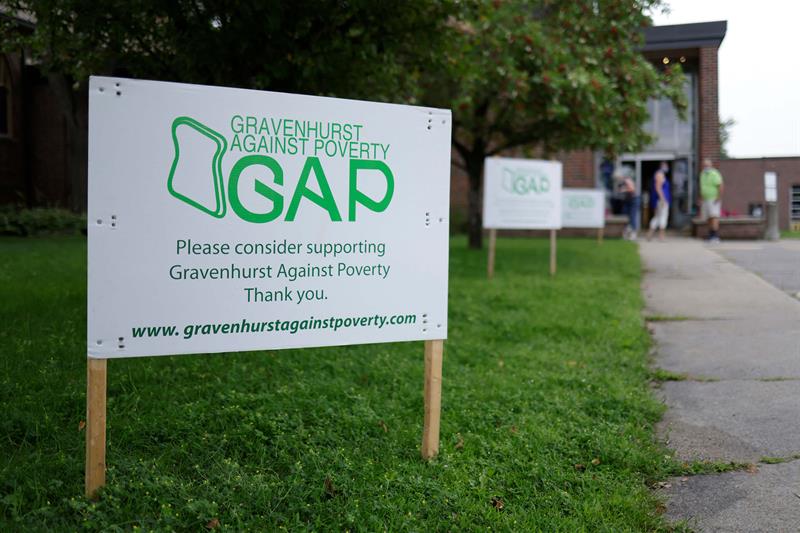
[699,158,724,242]
[616,169,639,240]
[647,161,671,241]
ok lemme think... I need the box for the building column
[698,46,720,166]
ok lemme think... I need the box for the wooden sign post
[598,226,604,245]
[487,229,497,279]
[549,229,557,276]
[421,339,444,459]
[85,358,107,498]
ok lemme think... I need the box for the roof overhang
[643,20,727,51]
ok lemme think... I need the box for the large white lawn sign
[481,157,562,277]
[85,77,452,496]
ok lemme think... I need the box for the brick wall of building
[698,46,720,167]
[0,52,26,205]
[0,54,70,208]
[718,157,800,230]
[28,80,69,206]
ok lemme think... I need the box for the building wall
[0,52,27,205]
[698,46,720,167]
[718,157,800,230]
[0,53,69,208]
[27,79,69,206]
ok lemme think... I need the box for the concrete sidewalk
[640,238,800,532]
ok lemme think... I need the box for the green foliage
[644,314,692,322]
[1,0,454,105]
[719,117,735,159]
[424,0,687,247]
[760,455,800,464]
[0,236,690,530]
[0,207,86,236]
[648,368,687,382]
[431,0,686,156]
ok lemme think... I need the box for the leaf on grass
[78,420,86,431]
[324,477,339,499]
[510,425,518,434]
[378,420,388,433]
[497,359,504,368]
[205,518,220,529]
[490,496,504,511]
[455,433,464,450]
[566,360,577,367]
[591,458,601,466]
[574,463,585,472]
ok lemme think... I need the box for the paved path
[640,238,800,532]
[715,239,800,298]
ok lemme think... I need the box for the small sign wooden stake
[549,229,557,276]
[421,339,444,459]
[85,358,107,498]
[598,227,604,245]
[487,229,497,279]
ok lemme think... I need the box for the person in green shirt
[699,158,724,242]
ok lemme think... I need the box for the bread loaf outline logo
[167,116,228,218]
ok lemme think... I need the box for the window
[643,74,694,153]
[791,185,800,228]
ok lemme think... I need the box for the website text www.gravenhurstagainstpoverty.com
[132,312,417,340]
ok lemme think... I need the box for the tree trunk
[48,74,88,212]
[465,150,485,249]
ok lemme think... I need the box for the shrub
[0,206,87,236]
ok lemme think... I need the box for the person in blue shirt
[647,161,671,241]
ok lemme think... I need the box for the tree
[423,0,687,248]
[719,117,735,159]
[1,0,455,211]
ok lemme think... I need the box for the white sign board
[561,189,606,228]
[482,157,562,229]
[764,171,777,203]
[88,77,451,358]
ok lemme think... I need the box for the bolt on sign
[85,77,451,496]
[561,189,606,229]
[482,157,563,278]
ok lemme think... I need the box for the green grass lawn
[781,230,800,239]
[1,236,683,531]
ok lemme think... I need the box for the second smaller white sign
[483,157,562,230]
[561,189,606,228]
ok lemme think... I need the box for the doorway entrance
[616,153,692,230]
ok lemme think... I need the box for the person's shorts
[702,199,721,220]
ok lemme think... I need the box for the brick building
[451,20,728,231]
[0,14,70,209]
[718,157,800,231]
